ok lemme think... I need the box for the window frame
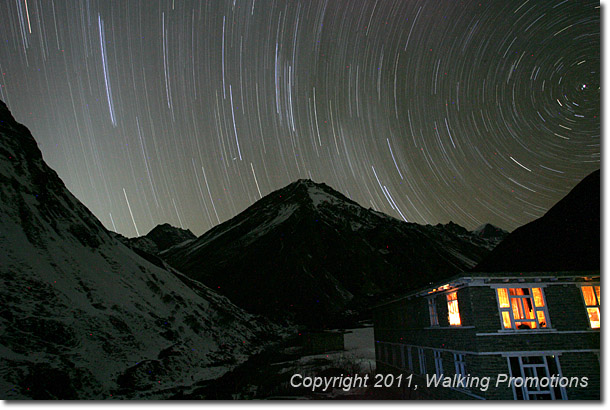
[454,353,467,380]
[433,350,443,377]
[428,296,439,327]
[506,354,567,400]
[579,284,600,329]
[418,347,426,374]
[494,286,551,330]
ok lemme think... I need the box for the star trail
[0,0,600,237]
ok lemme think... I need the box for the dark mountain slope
[0,100,281,399]
[164,179,500,326]
[473,170,600,272]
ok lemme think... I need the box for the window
[454,353,466,379]
[496,287,549,329]
[393,345,400,366]
[447,292,461,326]
[581,285,600,329]
[400,345,406,368]
[418,348,426,374]
[434,350,443,377]
[428,297,439,326]
[407,346,413,371]
[507,355,566,400]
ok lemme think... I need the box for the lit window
[496,287,549,329]
[447,292,461,326]
[428,297,439,326]
[581,285,600,329]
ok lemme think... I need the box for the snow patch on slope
[0,100,283,399]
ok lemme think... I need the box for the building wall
[557,351,601,400]
[372,280,600,400]
[373,287,480,353]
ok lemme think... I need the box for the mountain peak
[163,179,499,326]
[294,178,318,186]
[121,223,197,255]
[147,222,194,237]
[472,223,508,239]
[278,178,361,210]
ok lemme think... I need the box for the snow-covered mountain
[473,169,600,272]
[114,223,196,255]
[471,223,509,245]
[0,100,282,399]
[162,179,500,327]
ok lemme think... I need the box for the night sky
[0,0,600,237]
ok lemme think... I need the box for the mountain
[0,100,281,399]
[162,179,500,327]
[471,223,509,245]
[473,170,600,272]
[116,223,196,255]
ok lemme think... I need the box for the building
[372,271,600,400]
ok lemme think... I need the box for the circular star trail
[0,0,600,236]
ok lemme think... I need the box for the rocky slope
[115,223,196,255]
[163,179,502,327]
[0,100,282,399]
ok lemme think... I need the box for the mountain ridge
[0,100,282,399]
[473,169,600,272]
[162,178,504,327]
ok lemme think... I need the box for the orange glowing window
[595,286,600,304]
[587,308,600,329]
[582,286,596,306]
[447,292,461,326]
[501,311,512,329]
[497,288,510,308]
[496,287,549,330]
[581,286,600,329]
[532,288,545,307]
[536,311,547,328]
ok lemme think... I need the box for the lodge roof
[371,270,600,310]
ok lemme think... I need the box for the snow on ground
[297,326,376,374]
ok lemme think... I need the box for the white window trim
[428,296,439,327]
[434,350,443,377]
[506,354,567,400]
[495,286,551,330]
[418,347,426,374]
[454,353,467,379]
